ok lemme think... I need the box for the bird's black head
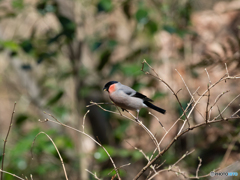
[103,81,118,92]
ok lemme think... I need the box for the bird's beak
[103,88,107,91]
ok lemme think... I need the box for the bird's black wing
[120,84,153,102]
[132,92,153,102]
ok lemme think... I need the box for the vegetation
[0,0,240,179]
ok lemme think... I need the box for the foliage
[0,0,240,179]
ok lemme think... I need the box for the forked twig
[142,60,191,128]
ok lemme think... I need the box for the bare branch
[196,157,202,178]
[40,114,121,180]
[125,140,156,172]
[225,63,229,77]
[220,132,240,169]
[175,69,195,102]
[134,115,240,179]
[133,60,240,179]
[82,110,90,132]
[89,101,161,154]
[148,149,198,180]
[126,111,161,153]
[215,93,240,120]
[148,112,167,132]
[108,163,131,176]
[85,169,101,180]
[1,102,16,180]
[0,169,25,180]
[205,68,212,85]
[208,90,229,120]
[142,60,191,128]
[31,132,69,180]
[205,85,210,123]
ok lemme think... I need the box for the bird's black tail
[144,101,166,114]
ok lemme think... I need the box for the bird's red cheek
[109,84,115,93]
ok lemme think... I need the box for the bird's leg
[121,108,127,112]
[136,110,140,122]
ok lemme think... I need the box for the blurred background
[0,0,240,179]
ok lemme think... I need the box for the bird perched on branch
[103,81,166,120]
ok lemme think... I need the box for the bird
[103,81,166,120]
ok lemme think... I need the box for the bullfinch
[103,81,166,120]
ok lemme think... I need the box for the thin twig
[231,108,240,117]
[215,93,240,120]
[205,85,210,123]
[82,110,90,132]
[150,119,181,160]
[205,68,212,85]
[208,90,229,120]
[86,102,114,107]
[85,169,101,180]
[175,69,195,102]
[172,149,195,167]
[31,132,69,180]
[1,102,16,180]
[220,132,240,169]
[225,63,229,77]
[0,169,25,180]
[125,140,156,172]
[148,112,167,132]
[196,157,202,178]
[108,163,131,175]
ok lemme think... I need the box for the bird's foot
[122,109,130,113]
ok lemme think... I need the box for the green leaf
[121,64,142,77]
[146,20,158,34]
[109,63,121,76]
[97,0,113,12]
[12,0,24,10]
[1,41,19,51]
[152,92,166,100]
[163,25,176,34]
[132,151,143,161]
[46,90,64,106]
[136,8,148,24]
[15,113,28,125]
[114,121,129,140]
[52,105,69,119]
[20,39,33,53]
[97,49,111,70]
